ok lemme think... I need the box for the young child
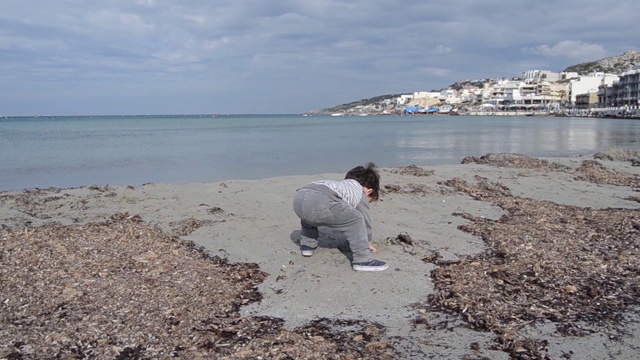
[293,162,388,272]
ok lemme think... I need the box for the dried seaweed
[573,160,640,187]
[461,153,640,189]
[461,153,572,172]
[626,196,640,203]
[1,215,397,359]
[427,175,640,358]
[169,217,217,236]
[593,148,640,163]
[387,165,435,177]
[382,183,434,197]
[0,187,67,219]
[385,232,416,254]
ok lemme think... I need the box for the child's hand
[369,243,377,253]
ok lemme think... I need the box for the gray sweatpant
[293,188,372,263]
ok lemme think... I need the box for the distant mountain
[309,50,640,114]
[563,50,640,75]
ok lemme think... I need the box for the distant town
[310,50,640,119]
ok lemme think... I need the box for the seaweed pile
[1,214,395,359]
[382,166,442,198]
[387,165,435,177]
[461,153,572,172]
[425,154,640,358]
[574,160,640,187]
[593,148,640,165]
[461,153,640,188]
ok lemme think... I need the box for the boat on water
[437,104,453,114]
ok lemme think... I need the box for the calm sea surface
[2,114,640,192]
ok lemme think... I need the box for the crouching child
[293,162,388,272]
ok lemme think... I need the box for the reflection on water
[387,117,640,164]
[1,115,640,191]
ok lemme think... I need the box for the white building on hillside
[560,72,579,80]
[481,79,565,108]
[598,66,640,107]
[458,85,482,103]
[396,94,414,105]
[439,89,460,103]
[522,70,560,84]
[616,66,640,107]
[569,74,618,103]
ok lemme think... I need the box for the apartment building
[568,73,618,103]
[597,66,639,107]
[616,67,640,107]
[575,91,599,108]
[480,78,564,108]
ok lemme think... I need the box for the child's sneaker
[352,259,388,272]
[300,245,318,257]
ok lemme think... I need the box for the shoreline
[2,153,640,359]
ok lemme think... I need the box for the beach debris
[438,175,512,199]
[382,183,432,196]
[626,196,640,203]
[426,175,640,359]
[206,206,225,214]
[1,214,397,359]
[385,231,416,254]
[461,153,572,171]
[395,231,415,246]
[110,212,142,222]
[199,203,225,215]
[0,187,67,220]
[383,184,402,193]
[495,335,550,360]
[387,165,435,177]
[461,153,640,189]
[421,250,442,264]
[88,184,116,194]
[573,160,640,187]
[593,148,640,164]
[169,217,216,236]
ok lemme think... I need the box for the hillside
[305,94,404,115]
[564,50,640,74]
[309,50,639,115]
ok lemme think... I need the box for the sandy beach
[2,152,640,359]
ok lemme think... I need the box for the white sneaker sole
[352,264,389,272]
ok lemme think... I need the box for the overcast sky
[1,1,638,116]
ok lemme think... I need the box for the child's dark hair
[345,162,380,201]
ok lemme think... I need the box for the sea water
[2,114,640,192]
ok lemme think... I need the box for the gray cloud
[0,0,638,115]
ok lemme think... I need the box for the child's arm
[369,242,377,253]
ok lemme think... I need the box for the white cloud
[135,0,156,6]
[87,10,155,35]
[420,67,451,77]
[203,37,230,51]
[524,41,608,62]
[434,45,453,55]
